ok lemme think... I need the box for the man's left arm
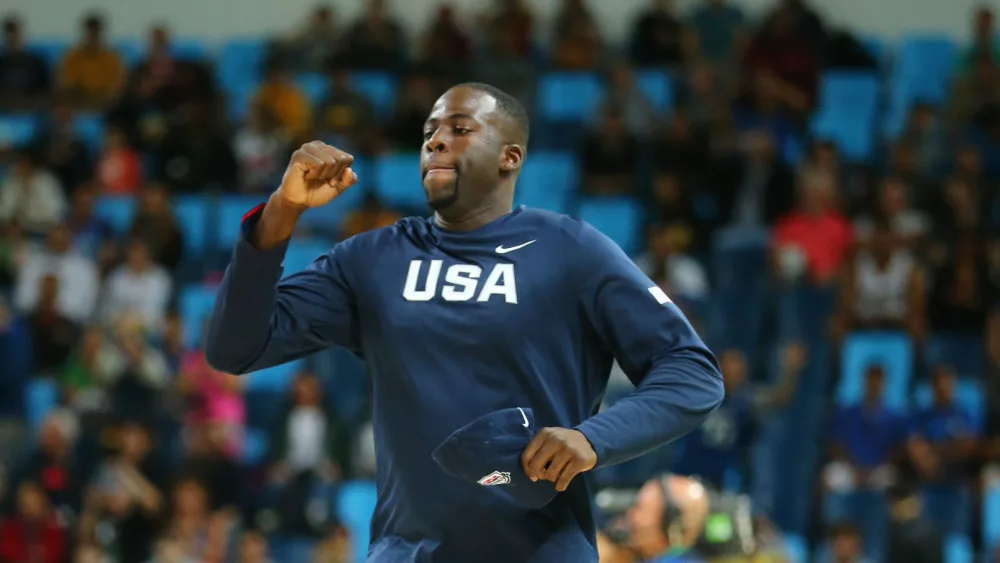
[522,224,723,489]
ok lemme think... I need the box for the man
[205,83,723,562]
[608,474,712,562]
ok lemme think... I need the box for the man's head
[420,83,528,215]
[125,238,152,271]
[46,222,72,254]
[719,349,747,391]
[38,274,59,306]
[827,522,863,561]
[623,474,710,559]
[81,12,105,47]
[3,16,22,52]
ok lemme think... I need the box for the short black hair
[458,82,530,147]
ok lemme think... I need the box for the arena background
[0,0,997,561]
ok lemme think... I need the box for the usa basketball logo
[477,471,511,486]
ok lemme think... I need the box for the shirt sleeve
[204,204,360,374]
[571,222,724,467]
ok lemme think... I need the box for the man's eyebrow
[425,113,476,126]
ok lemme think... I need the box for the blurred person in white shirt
[14,222,99,324]
[0,149,67,235]
[100,239,172,332]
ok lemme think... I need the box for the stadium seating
[94,195,138,233]
[913,378,985,430]
[373,153,425,210]
[574,196,644,256]
[26,378,58,431]
[810,72,880,161]
[351,72,398,120]
[0,114,41,147]
[174,195,210,256]
[336,481,379,563]
[837,331,913,411]
[538,72,604,122]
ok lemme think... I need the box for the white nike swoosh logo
[518,407,529,428]
[495,240,536,254]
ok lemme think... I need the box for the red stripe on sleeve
[242,203,266,223]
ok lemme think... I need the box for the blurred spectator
[0,222,26,290]
[266,371,348,536]
[743,5,818,119]
[127,184,184,270]
[28,273,81,375]
[161,310,184,372]
[313,521,352,563]
[60,327,114,414]
[237,529,272,563]
[57,12,124,110]
[131,24,215,111]
[106,68,171,152]
[339,0,406,70]
[83,421,164,562]
[853,177,928,249]
[884,483,944,563]
[384,73,437,152]
[961,6,999,73]
[716,129,795,228]
[0,481,68,563]
[688,0,745,67]
[652,112,711,187]
[824,366,906,496]
[0,296,31,424]
[177,327,245,460]
[153,101,238,193]
[233,105,290,194]
[0,16,50,111]
[10,409,84,518]
[252,57,312,142]
[95,125,144,195]
[925,237,999,350]
[885,140,932,200]
[833,221,922,339]
[101,314,172,422]
[316,70,377,154]
[635,224,708,301]
[14,223,100,324]
[182,426,244,520]
[474,24,536,114]
[907,366,980,485]
[478,0,533,58]
[630,0,688,67]
[340,193,401,239]
[581,105,640,195]
[650,171,705,252]
[672,344,804,488]
[417,4,473,76]
[593,62,656,139]
[898,102,946,178]
[272,5,340,73]
[948,56,1000,131]
[772,169,852,285]
[155,478,231,562]
[928,178,989,253]
[0,149,68,236]
[680,62,733,129]
[34,99,93,192]
[99,239,172,330]
[551,0,604,70]
[65,186,118,271]
[821,522,871,563]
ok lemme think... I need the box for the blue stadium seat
[94,195,137,234]
[283,241,331,277]
[893,35,958,104]
[217,195,267,250]
[519,152,579,195]
[809,72,880,162]
[295,73,329,106]
[861,35,888,68]
[575,197,644,255]
[173,196,209,256]
[782,534,808,563]
[178,284,219,348]
[945,534,972,563]
[837,331,913,411]
[924,335,983,377]
[218,38,265,93]
[634,70,674,113]
[983,483,1000,553]
[337,481,378,563]
[538,72,603,122]
[811,115,875,162]
[373,153,425,210]
[241,428,269,465]
[245,360,304,393]
[351,72,398,119]
[112,40,143,67]
[170,38,208,61]
[26,39,68,68]
[73,112,105,154]
[0,114,41,148]
[225,81,257,122]
[913,378,984,430]
[516,189,571,214]
[26,378,58,431]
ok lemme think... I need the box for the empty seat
[94,195,137,234]
[218,38,266,94]
[295,73,329,106]
[519,152,579,196]
[170,38,208,61]
[814,72,880,121]
[27,39,68,68]
[783,534,808,563]
[0,114,41,147]
[945,534,972,563]
[351,72,397,119]
[913,378,984,430]
[575,197,644,255]
[244,360,305,393]
[112,39,143,67]
[241,428,269,465]
[838,331,913,411]
[217,195,268,250]
[893,35,958,104]
[178,284,219,348]
[73,112,105,154]
[26,378,58,431]
[337,481,378,563]
[538,72,603,122]
[635,70,674,113]
[373,153,425,210]
[283,241,332,277]
[173,196,209,256]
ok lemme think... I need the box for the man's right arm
[204,195,359,374]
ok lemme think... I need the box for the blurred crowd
[1,0,1000,561]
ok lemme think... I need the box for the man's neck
[434,196,513,232]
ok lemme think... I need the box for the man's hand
[521,428,598,492]
[278,141,358,210]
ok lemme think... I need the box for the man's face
[421,87,504,211]
[623,480,669,558]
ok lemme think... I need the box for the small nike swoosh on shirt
[495,240,537,254]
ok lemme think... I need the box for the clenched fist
[277,141,359,210]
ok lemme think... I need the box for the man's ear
[500,144,524,173]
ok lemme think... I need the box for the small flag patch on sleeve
[648,286,672,304]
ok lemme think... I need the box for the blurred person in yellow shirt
[340,192,400,239]
[251,57,312,142]
[57,12,125,109]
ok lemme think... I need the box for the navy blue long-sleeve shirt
[205,204,723,563]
